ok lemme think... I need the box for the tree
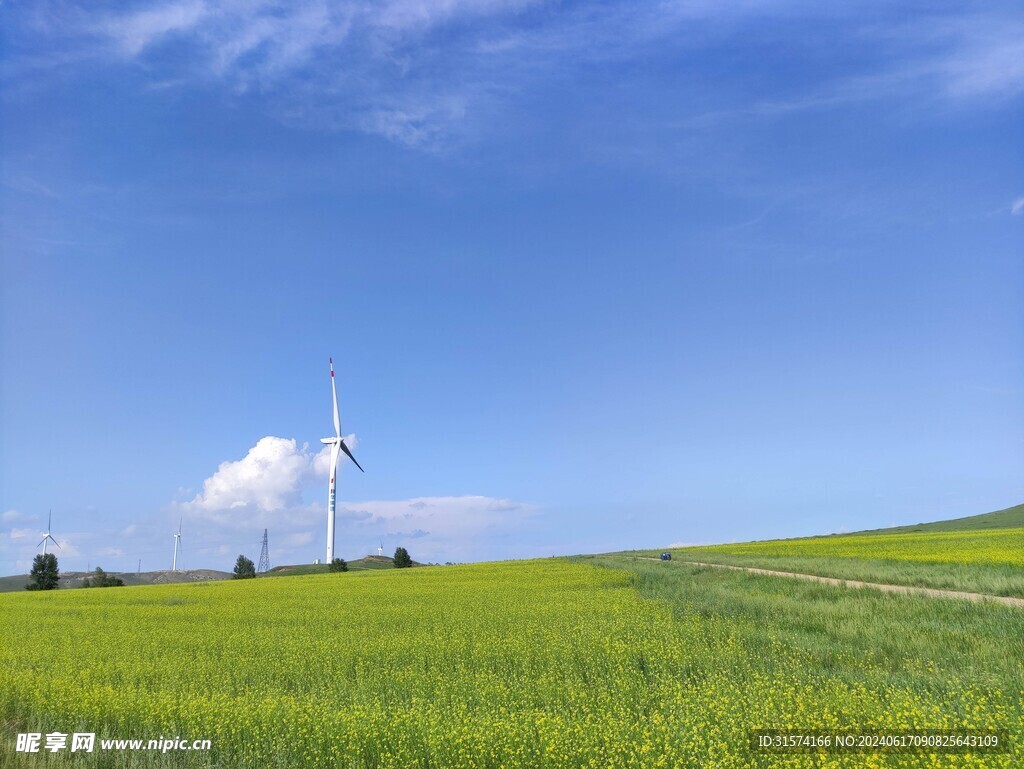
[329,558,348,572]
[393,547,412,569]
[233,555,256,579]
[82,567,124,588]
[26,553,60,591]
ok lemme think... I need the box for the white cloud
[9,528,36,540]
[176,435,357,525]
[1011,197,1024,216]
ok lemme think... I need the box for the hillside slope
[853,501,1024,535]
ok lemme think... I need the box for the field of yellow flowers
[2,559,1021,767]
[698,528,1024,568]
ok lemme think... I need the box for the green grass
[2,558,1022,767]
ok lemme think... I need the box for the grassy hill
[853,501,1024,535]
[632,501,1024,597]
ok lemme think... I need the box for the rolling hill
[852,501,1024,535]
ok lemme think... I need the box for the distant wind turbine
[321,357,363,564]
[38,509,60,554]
[377,540,384,557]
[172,518,182,571]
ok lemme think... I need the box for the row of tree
[26,547,418,591]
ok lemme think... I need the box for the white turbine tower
[172,518,182,572]
[377,540,384,557]
[321,357,363,564]
[38,509,60,554]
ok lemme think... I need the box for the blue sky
[1,0,1022,574]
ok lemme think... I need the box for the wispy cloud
[103,0,208,57]
[1012,197,1024,216]
[7,2,1021,148]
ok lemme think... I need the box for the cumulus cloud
[154,436,540,569]
[9,528,36,540]
[175,435,355,526]
[164,437,535,564]
[1012,197,1024,216]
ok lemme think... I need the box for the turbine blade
[330,358,341,438]
[38,536,46,548]
[339,439,364,473]
[49,536,61,550]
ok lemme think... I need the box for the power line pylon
[257,528,270,574]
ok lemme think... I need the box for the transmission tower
[257,528,270,574]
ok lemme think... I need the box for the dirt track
[639,558,1024,608]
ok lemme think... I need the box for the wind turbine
[377,540,384,557]
[172,518,182,571]
[321,357,363,564]
[38,509,60,554]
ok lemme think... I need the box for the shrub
[329,558,348,572]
